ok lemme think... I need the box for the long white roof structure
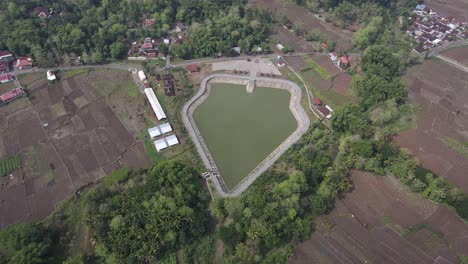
[144,88,166,120]
[147,123,173,138]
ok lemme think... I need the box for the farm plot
[291,170,468,264]
[271,26,314,53]
[331,72,352,95]
[441,46,468,66]
[395,59,468,192]
[0,69,153,228]
[0,156,20,176]
[286,56,357,107]
[249,0,354,51]
[424,0,468,21]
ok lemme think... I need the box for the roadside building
[15,57,33,70]
[186,64,198,74]
[337,55,350,69]
[46,70,56,81]
[138,70,146,81]
[0,74,13,84]
[276,56,286,67]
[0,88,25,103]
[0,50,13,61]
[329,52,338,61]
[0,62,9,72]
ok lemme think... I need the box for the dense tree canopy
[0,223,54,264]
[85,162,209,263]
[0,0,271,65]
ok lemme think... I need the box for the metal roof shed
[144,88,167,120]
[159,123,172,134]
[154,138,168,151]
[165,134,179,146]
[148,126,162,138]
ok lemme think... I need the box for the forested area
[0,0,271,65]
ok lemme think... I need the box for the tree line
[0,0,271,66]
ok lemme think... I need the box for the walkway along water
[182,74,310,197]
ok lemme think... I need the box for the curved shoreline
[182,74,310,197]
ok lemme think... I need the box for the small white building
[276,44,285,51]
[46,70,56,81]
[148,123,173,138]
[153,134,179,152]
[165,134,179,147]
[138,70,146,81]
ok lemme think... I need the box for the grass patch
[127,83,139,98]
[144,137,164,164]
[66,68,94,78]
[405,224,447,252]
[304,56,331,80]
[0,155,21,176]
[440,137,468,158]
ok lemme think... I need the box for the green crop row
[0,155,21,176]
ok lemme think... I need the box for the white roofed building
[165,134,179,147]
[46,70,56,81]
[144,88,166,120]
[152,134,179,152]
[138,70,146,81]
[148,123,173,138]
[154,138,168,151]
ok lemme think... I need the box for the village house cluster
[407,4,468,53]
[128,22,188,59]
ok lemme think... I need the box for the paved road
[436,55,468,73]
[14,52,312,76]
[182,74,310,197]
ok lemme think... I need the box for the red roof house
[145,19,155,27]
[0,88,25,102]
[0,62,9,72]
[337,55,350,69]
[15,57,33,70]
[141,42,153,50]
[186,64,198,73]
[0,50,13,61]
[0,74,13,84]
[313,97,322,105]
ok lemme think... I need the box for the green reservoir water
[193,83,297,189]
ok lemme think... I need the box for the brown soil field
[314,54,341,76]
[271,26,314,53]
[302,69,331,91]
[286,56,310,71]
[332,72,352,94]
[424,0,468,21]
[0,69,153,228]
[395,59,468,192]
[292,170,468,263]
[441,46,468,66]
[249,0,354,51]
